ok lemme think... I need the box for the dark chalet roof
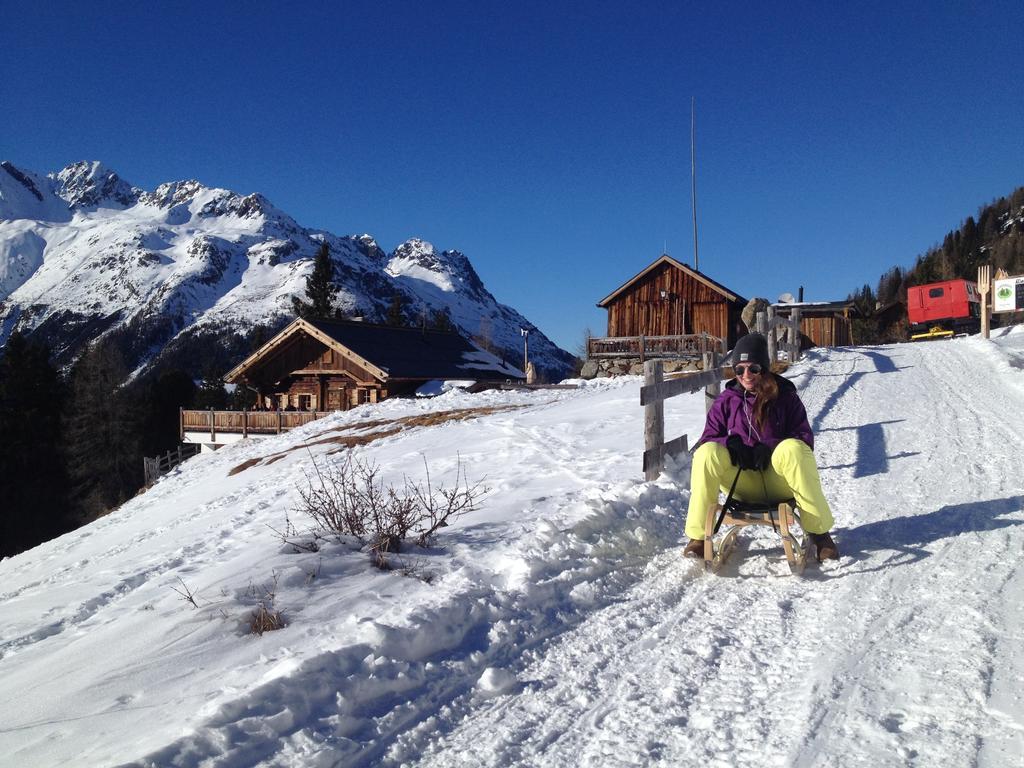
[224,317,524,384]
[306,318,524,380]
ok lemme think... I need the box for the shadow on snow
[817,419,919,478]
[836,494,1024,571]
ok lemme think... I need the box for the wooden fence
[587,332,725,361]
[760,307,803,362]
[179,409,329,441]
[640,311,803,480]
[143,443,201,486]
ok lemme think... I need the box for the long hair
[751,372,779,430]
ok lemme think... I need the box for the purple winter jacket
[697,373,814,451]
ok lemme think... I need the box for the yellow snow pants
[685,438,834,540]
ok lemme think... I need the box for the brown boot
[684,538,705,558]
[810,532,839,561]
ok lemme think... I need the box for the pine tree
[139,370,197,458]
[192,364,229,409]
[292,242,338,318]
[385,293,413,327]
[62,339,142,522]
[0,332,72,556]
[429,307,456,332]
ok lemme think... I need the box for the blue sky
[3,0,1022,351]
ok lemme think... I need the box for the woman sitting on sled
[683,332,839,562]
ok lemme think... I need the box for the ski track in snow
[400,339,1024,768]
[2,338,1024,767]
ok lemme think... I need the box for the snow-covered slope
[0,161,574,378]
[2,329,1023,767]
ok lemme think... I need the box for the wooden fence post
[979,264,991,339]
[644,360,664,481]
[639,335,646,364]
[209,408,216,442]
[277,409,283,434]
[703,350,720,413]
[756,310,768,336]
[767,306,777,363]
[242,408,248,438]
[791,308,802,362]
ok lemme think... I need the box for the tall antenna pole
[690,96,699,272]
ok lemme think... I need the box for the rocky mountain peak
[142,179,210,209]
[1,161,45,202]
[52,161,140,209]
[391,238,440,266]
[388,239,488,299]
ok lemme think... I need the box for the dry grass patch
[247,573,286,636]
[228,458,263,477]
[229,405,525,475]
[250,603,285,635]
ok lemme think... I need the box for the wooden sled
[703,497,813,574]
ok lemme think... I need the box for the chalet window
[928,287,944,298]
[359,389,371,404]
[298,394,312,411]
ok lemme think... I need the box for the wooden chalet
[773,301,858,348]
[223,317,524,411]
[590,254,748,358]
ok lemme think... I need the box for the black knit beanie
[732,333,770,370]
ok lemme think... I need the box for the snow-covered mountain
[0,161,574,379]
[2,329,1023,766]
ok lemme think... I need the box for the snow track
[2,335,1024,767]
[400,335,1024,767]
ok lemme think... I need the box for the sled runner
[703,497,813,574]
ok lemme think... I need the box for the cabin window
[298,394,312,411]
[359,389,371,404]
[928,287,944,298]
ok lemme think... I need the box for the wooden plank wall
[245,335,378,392]
[282,374,381,410]
[606,263,733,341]
[796,315,852,347]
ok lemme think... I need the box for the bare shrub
[171,577,201,609]
[295,451,486,562]
[266,512,320,554]
[410,458,482,548]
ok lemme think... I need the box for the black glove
[751,442,773,471]
[724,436,749,466]
[729,438,761,468]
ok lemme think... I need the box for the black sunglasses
[734,364,763,375]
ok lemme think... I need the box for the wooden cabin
[223,317,524,411]
[596,254,748,350]
[773,301,858,347]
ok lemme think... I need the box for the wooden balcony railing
[587,333,725,360]
[180,409,329,441]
